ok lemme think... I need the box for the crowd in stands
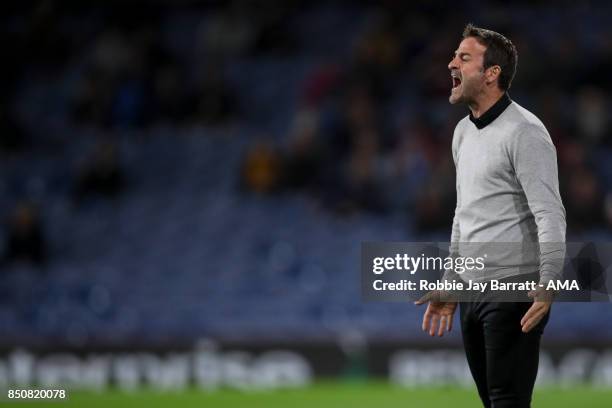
[1,1,611,344]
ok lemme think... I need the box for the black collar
[469,93,512,129]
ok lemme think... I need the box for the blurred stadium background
[1,0,612,406]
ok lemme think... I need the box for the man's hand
[520,287,554,333]
[415,291,457,337]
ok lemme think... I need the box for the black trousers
[460,274,550,408]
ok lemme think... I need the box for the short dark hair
[462,23,518,91]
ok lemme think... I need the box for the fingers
[429,314,440,336]
[423,313,453,337]
[521,313,543,333]
[520,302,547,326]
[422,308,431,332]
[437,315,446,337]
[521,303,546,333]
[420,301,455,337]
[520,303,539,327]
[437,314,454,336]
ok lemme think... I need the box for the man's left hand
[520,287,554,333]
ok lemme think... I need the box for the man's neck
[468,89,505,118]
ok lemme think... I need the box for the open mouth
[451,73,462,89]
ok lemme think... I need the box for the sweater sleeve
[510,124,566,285]
[449,145,461,258]
[443,127,462,284]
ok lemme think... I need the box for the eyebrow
[454,51,472,58]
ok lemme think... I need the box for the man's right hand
[414,291,457,337]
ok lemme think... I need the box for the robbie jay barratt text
[373,279,579,292]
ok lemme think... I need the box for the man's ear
[485,65,501,85]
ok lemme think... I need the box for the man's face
[448,37,487,104]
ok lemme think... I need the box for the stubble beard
[449,85,467,105]
[449,79,480,106]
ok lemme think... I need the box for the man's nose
[448,57,458,70]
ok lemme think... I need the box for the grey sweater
[448,94,566,284]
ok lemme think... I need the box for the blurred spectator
[74,140,125,200]
[328,127,387,214]
[301,63,343,107]
[329,85,383,159]
[576,86,609,146]
[4,202,47,265]
[282,108,327,192]
[564,167,605,233]
[73,24,173,129]
[72,69,114,127]
[558,139,587,173]
[193,63,238,126]
[250,2,298,56]
[196,2,255,58]
[241,140,283,194]
[414,157,456,234]
[346,15,401,100]
[384,127,431,212]
[72,28,138,128]
[151,62,190,124]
